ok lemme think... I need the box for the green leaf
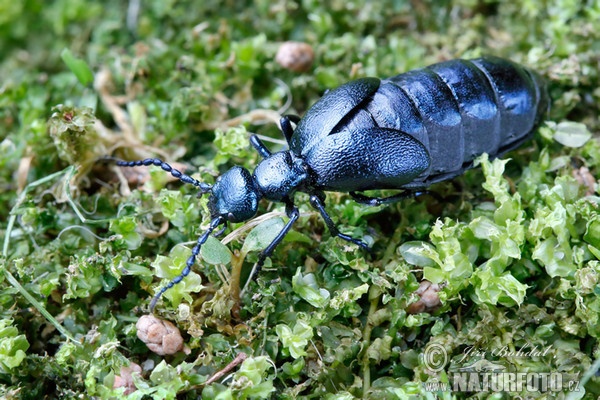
[158,190,200,230]
[584,218,600,248]
[470,270,528,306]
[233,356,275,398]
[398,241,438,267]
[48,105,98,165]
[201,236,232,265]
[282,358,305,377]
[292,269,330,308]
[241,217,285,254]
[60,48,94,85]
[532,237,575,278]
[109,216,142,250]
[148,360,188,397]
[329,283,369,311]
[276,320,313,359]
[64,253,104,299]
[0,319,30,372]
[367,335,393,363]
[553,121,592,148]
[212,125,252,167]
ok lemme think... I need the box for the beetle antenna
[149,216,225,311]
[109,157,212,193]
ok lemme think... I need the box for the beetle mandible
[113,56,548,310]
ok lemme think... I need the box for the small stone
[275,41,314,73]
[113,362,142,394]
[136,315,184,356]
[407,281,442,314]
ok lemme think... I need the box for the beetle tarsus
[309,194,371,251]
[213,222,228,238]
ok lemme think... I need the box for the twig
[204,353,248,386]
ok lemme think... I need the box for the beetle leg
[250,135,272,158]
[349,190,432,206]
[280,114,300,144]
[309,193,371,251]
[251,203,300,279]
[213,222,228,238]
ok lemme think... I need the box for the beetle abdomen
[368,56,547,186]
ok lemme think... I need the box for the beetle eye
[227,212,236,222]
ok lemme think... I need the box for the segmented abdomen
[366,56,548,186]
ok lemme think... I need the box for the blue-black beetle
[114,56,548,310]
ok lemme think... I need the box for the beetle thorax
[253,151,308,202]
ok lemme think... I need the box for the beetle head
[208,166,260,223]
[253,151,308,202]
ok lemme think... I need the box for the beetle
[113,56,548,310]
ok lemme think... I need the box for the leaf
[0,319,30,372]
[241,217,285,254]
[61,48,94,86]
[532,237,575,278]
[109,216,142,250]
[366,336,392,363]
[234,356,275,398]
[292,269,330,308]
[553,121,592,148]
[200,236,232,265]
[470,270,528,307]
[276,320,313,359]
[398,241,438,267]
[583,217,600,248]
